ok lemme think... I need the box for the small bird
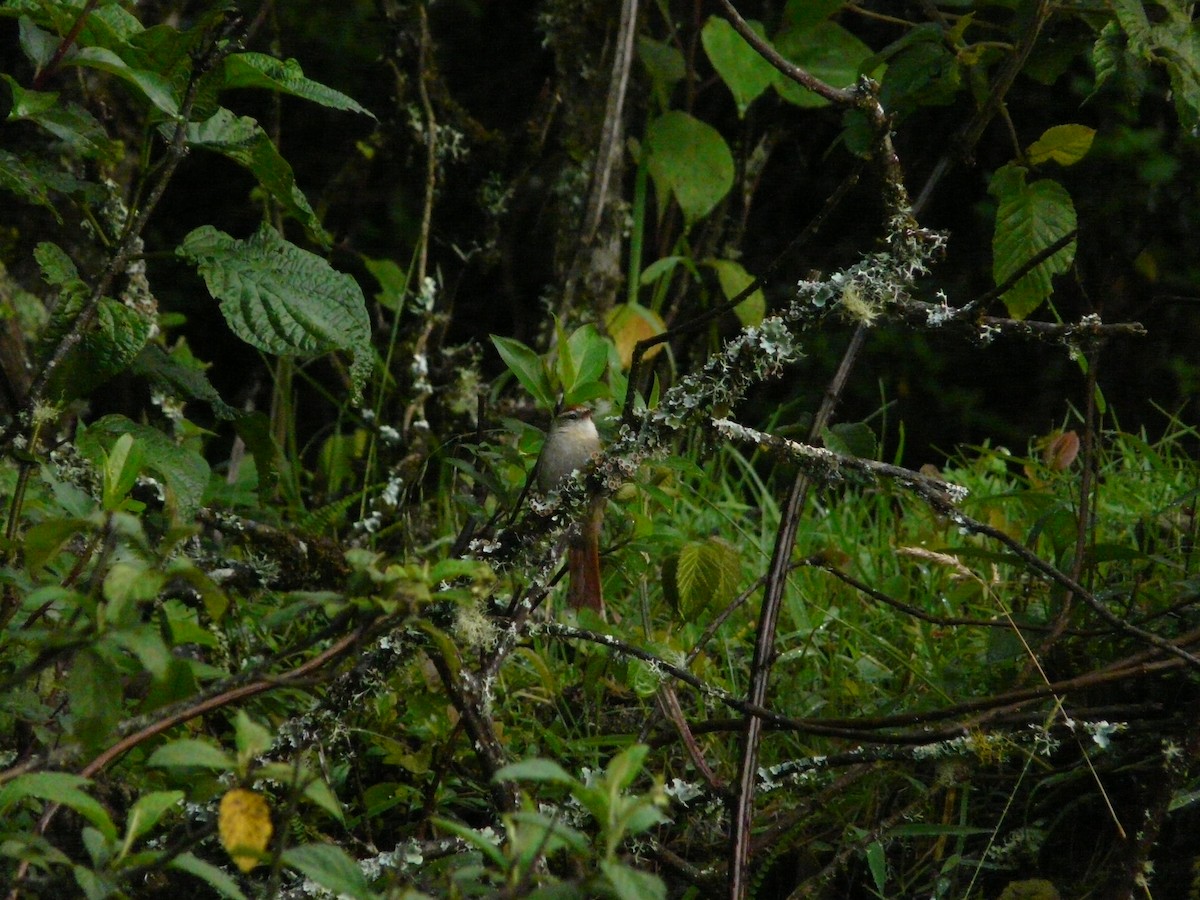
[536,405,605,615]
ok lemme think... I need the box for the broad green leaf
[68,647,122,750]
[34,241,81,287]
[0,773,118,841]
[601,860,667,900]
[223,53,375,118]
[147,738,235,770]
[1110,0,1200,131]
[705,258,765,326]
[18,16,57,69]
[1026,124,1096,167]
[177,224,373,400]
[702,17,777,117]
[989,164,1076,319]
[773,21,874,108]
[491,335,554,408]
[494,758,577,786]
[66,46,179,115]
[362,256,408,311]
[177,108,329,245]
[124,790,184,845]
[668,537,741,618]
[79,415,210,520]
[281,843,373,900]
[168,852,248,900]
[878,30,961,113]
[564,324,609,395]
[644,111,734,226]
[107,625,173,681]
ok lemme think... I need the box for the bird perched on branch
[536,405,605,616]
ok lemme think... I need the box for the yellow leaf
[606,303,666,370]
[219,788,273,873]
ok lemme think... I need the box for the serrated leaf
[219,789,273,873]
[672,537,741,617]
[1027,124,1095,166]
[147,738,235,770]
[281,843,373,900]
[989,164,1076,319]
[34,242,80,286]
[0,773,118,842]
[491,335,554,408]
[223,53,374,118]
[176,108,329,245]
[177,224,372,400]
[702,17,777,117]
[78,415,210,520]
[4,75,119,160]
[644,111,734,226]
[705,258,765,326]
[168,852,248,900]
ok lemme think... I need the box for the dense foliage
[1,1,1199,898]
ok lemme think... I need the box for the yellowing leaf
[1026,124,1095,167]
[219,788,273,873]
[606,303,666,370]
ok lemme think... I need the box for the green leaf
[564,324,609,397]
[3,75,119,160]
[24,518,92,573]
[1026,124,1096,167]
[104,564,166,627]
[490,335,554,408]
[702,17,777,117]
[773,21,874,108]
[644,111,734,226]
[636,35,685,109]
[601,861,667,900]
[34,241,82,287]
[783,0,847,30]
[669,537,741,618]
[102,433,143,511]
[130,343,238,420]
[705,258,765,326]
[1110,0,1200,131]
[362,256,408,311]
[123,790,184,846]
[69,647,123,750]
[177,108,329,245]
[234,711,273,767]
[281,843,373,900]
[0,149,102,221]
[147,739,236,770]
[0,773,118,842]
[223,53,375,118]
[432,816,507,868]
[66,46,179,115]
[604,744,649,793]
[494,758,577,786]
[302,777,345,823]
[177,224,373,400]
[168,852,249,900]
[79,415,210,520]
[822,421,877,458]
[989,164,1077,319]
[878,29,961,113]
